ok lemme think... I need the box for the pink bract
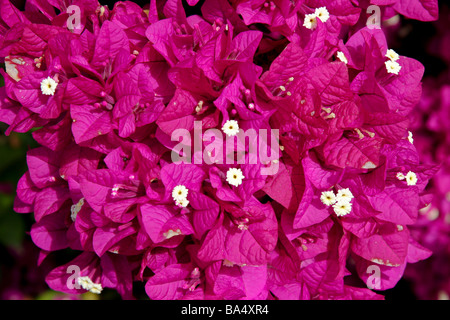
[0,0,441,300]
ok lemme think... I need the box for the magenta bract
[0,0,441,300]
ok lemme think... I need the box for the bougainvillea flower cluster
[0,0,440,300]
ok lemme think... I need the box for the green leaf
[0,207,25,248]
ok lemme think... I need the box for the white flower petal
[320,191,336,206]
[315,7,330,22]
[405,171,418,186]
[222,120,240,136]
[40,77,58,95]
[226,168,245,187]
[172,185,188,202]
[386,49,400,61]
[303,13,318,30]
[336,188,354,203]
[385,60,401,75]
[333,201,352,216]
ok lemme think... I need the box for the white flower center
[385,60,401,75]
[172,185,188,201]
[320,191,336,206]
[315,7,330,22]
[333,201,352,217]
[386,49,400,61]
[226,168,245,187]
[405,171,418,186]
[336,188,354,203]
[222,120,240,137]
[303,13,318,30]
[40,77,58,95]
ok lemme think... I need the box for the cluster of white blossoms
[226,167,245,187]
[77,276,103,294]
[40,76,58,95]
[385,49,401,75]
[321,188,354,217]
[396,171,418,186]
[303,7,330,30]
[172,185,189,207]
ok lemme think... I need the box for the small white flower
[336,188,354,203]
[172,185,188,202]
[385,60,401,75]
[336,51,348,64]
[396,172,406,180]
[333,201,352,217]
[303,13,318,30]
[40,77,58,95]
[320,191,337,206]
[175,197,190,208]
[78,276,102,293]
[315,7,330,22]
[222,120,240,137]
[405,171,418,186]
[226,168,245,187]
[386,49,400,61]
[408,131,414,144]
[77,276,93,291]
[89,283,103,294]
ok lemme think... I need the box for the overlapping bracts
[0,0,440,300]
